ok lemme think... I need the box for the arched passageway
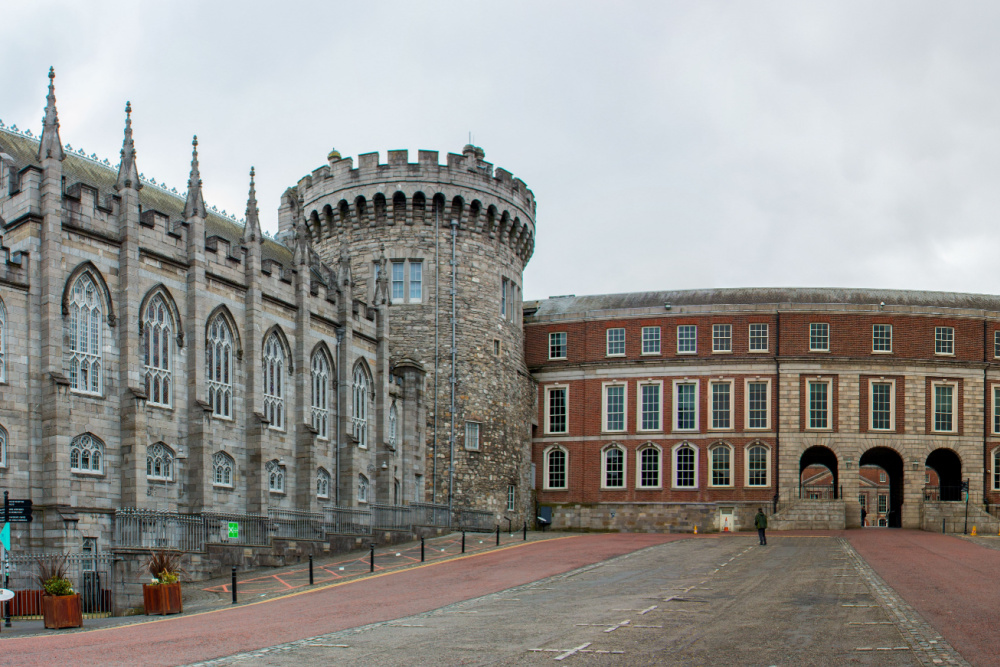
[926,449,962,501]
[859,447,904,527]
[800,446,839,498]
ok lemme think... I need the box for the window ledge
[212,483,234,490]
[872,350,894,355]
[640,352,661,357]
[543,487,569,492]
[71,470,104,477]
[809,349,830,353]
[712,350,733,354]
[676,351,697,356]
[548,356,567,361]
[606,353,626,358]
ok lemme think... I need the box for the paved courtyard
[0,530,997,666]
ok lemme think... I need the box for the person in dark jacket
[754,508,767,545]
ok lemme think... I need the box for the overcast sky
[5,2,1000,300]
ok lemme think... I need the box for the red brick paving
[0,533,677,667]
[845,529,1000,667]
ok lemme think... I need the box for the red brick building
[525,289,1000,531]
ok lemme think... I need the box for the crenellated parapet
[287,145,537,266]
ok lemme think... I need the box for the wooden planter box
[143,582,182,615]
[42,593,83,629]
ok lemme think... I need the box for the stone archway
[926,448,962,501]
[859,447,904,528]
[800,446,839,499]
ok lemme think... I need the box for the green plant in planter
[145,550,183,585]
[35,556,74,596]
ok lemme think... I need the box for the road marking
[612,605,657,615]
[842,604,879,607]
[855,647,911,651]
[847,621,894,625]
[529,643,626,660]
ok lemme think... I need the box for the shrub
[145,550,183,585]
[35,556,74,596]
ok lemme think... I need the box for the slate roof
[528,287,1000,318]
[0,127,293,267]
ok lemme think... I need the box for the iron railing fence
[203,511,270,546]
[268,508,324,541]
[4,552,116,619]
[370,503,412,532]
[114,508,206,552]
[453,508,495,533]
[322,506,373,535]
[410,502,450,527]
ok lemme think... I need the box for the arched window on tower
[353,364,370,448]
[311,350,331,440]
[68,273,103,395]
[146,442,174,481]
[70,433,104,474]
[142,294,172,407]
[206,315,234,419]
[213,451,234,487]
[262,332,285,430]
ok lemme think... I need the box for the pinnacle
[38,66,65,161]
[115,100,140,191]
[184,134,206,219]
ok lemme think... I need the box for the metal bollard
[496,525,500,546]
[523,520,527,541]
[309,555,314,585]
[942,518,946,534]
[421,536,425,562]
[461,530,466,553]
[231,566,237,604]
[370,543,376,572]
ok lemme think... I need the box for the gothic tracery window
[146,442,174,481]
[266,459,285,493]
[358,473,369,503]
[311,351,331,440]
[142,294,172,407]
[206,315,234,419]
[0,424,7,468]
[353,364,370,448]
[213,451,234,487]
[263,333,285,430]
[317,467,331,499]
[70,433,104,474]
[68,273,103,395]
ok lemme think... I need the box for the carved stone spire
[242,167,261,243]
[37,67,65,161]
[115,102,140,191]
[292,199,310,266]
[184,135,206,219]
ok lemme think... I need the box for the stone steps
[769,499,846,530]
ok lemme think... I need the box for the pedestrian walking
[861,507,867,527]
[754,508,767,546]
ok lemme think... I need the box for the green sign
[228,522,239,539]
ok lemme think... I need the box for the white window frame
[805,379,832,431]
[544,385,569,434]
[602,382,628,433]
[744,443,771,487]
[465,420,481,451]
[935,326,955,356]
[206,315,235,420]
[311,351,331,440]
[709,443,732,488]
[712,324,732,353]
[636,444,663,489]
[993,386,1000,435]
[501,277,508,318]
[142,294,173,408]
[146,442,174,482]
[212,451,234,488]
[869,380,896,432]
[507,484,516,512]
[543,445,568,490]
[672,442,699,489]
[548,332,567,360]
[262,333,286,431]
[641,326,661,355]
[744,379,771,430]
[601,444,626,489]
[70,433,104,475]
[809,322,829,352]
[931,380,958,434]
[995,330,1000,359]
[993,448,1000,491]
[676,325,697,354]
[637,381,662,432]
[749,323,769,352]
[709,380,734,431]
[67,273,104,396]
[877,494,888,513]
[606,328,626,357]
[673,380,700,432]
[873,324,893,353]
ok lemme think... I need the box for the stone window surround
[602,381,627,434]
[636,380,663,433]
[673,379,700,432]
[745,378,771,431]
[671,441,699,490]
[543,445,568,490]
[377,246,428,305]
[601,443,626,489]
[636,443,662,489]
[0,296,6,384]
[0,423,7,469]
[544,384,569,435]
[708,380,734,431]
[744,442,771,487]
[709,442,733,488]
[931,380,958,434]
[869,379,896,432]
[266,459,285,494]
[212,451,235,488]
[317,467,331,499]
[805,378,832,431]
[464,420,481,451]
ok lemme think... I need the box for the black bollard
[309,555,314,585]
[421,536,425,562]
[942,518,946,534]
[461,530,466,553]
[496,524,500,546]
[370,543,375,572]
[231,566,237,604]
[523,520,527,541]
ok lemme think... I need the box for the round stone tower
[281,145,536,520]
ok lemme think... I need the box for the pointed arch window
[266,459,285,493]
[311,351,331,440]
[358,473,370,503]
[317,467,331,499]
[146,442,174,481]
[70,433,104,474]
[213,451,234,487]
[0,424,7,468]
[388,402,398,449]
[68,273,103,395]
[353,364,370,448]
[0,297,6,383]
[263,333,285,430]
[142,294,172,407]
[206,315,234,419]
